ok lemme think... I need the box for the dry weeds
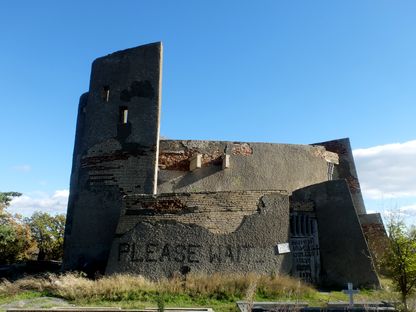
[0,272,315,302]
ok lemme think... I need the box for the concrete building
[63,42,384,288]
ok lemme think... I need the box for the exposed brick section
[201,151,223,166]
[361,222,389,272]
[78,140,157,195]
[232,143,253,155]
[159,149,223,171]
[81,153,130,167]
[158,151,189,170]
[118,190,286,234]
[346,176,361,193]
[314,139,362,195]
[318,140,348,156]
[136,198,188,214]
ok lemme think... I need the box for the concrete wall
[119,190,286,234]
[314,138,366,215]
[106,191,292,278]
[158,140,338,194]
[63,43,163,273]
[291,180,380,289]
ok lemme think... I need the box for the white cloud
[8,190,69,217]
[397,204,416,216]
[381,205,416,220]
[353,140,416,200]
[11,164,32,173]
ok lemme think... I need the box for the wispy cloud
[8,190,69,217]
[381,206,416,219]
[353,140,416,200]
[11,164,32,173]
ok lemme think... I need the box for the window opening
[102,85,110,102]
[120,107,128,124]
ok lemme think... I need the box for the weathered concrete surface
[106,192,292,278]
[63,42,382,288]
[117,190,286,234]
[63,43,163,273]
[359,213,384,226]
[314,138,366,215]
[291,180,380,288]
[158,140,338,194]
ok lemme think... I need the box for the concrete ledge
[236,301,395,312]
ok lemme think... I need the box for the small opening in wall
[102,85,110,102]
[120,107,128,124]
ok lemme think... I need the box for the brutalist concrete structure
[63,42,384,288]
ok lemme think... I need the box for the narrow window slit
[102,85,110,102]
[120,107,128,124]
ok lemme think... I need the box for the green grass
[0,273,403,312]
[0,290,43,305]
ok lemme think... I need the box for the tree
[0,192,21,212]
[25,212,66,261]
[382,217,416,311]
[0,192,35,264]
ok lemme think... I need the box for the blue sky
[1,1,416,222]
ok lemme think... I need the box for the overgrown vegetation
[0,273,400,311]
[0,273,315,301]
[382,217,416,311]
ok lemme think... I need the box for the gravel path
[0,297,72,311]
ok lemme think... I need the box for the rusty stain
[346,176,361,194]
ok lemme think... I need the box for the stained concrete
[158,140,338,194]
[106,192,292,278]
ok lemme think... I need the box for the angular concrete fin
[292,180,380,289]
[313,138,366,215]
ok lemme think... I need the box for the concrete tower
[63,42,162,273]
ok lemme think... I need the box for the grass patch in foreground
[0,290,43,305]
[72,296,238,312]
[0,273,402,311]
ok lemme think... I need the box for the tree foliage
[25,212,66,261]
[382,218,416,311]
[0,192,35,264]
[0,192,22,211]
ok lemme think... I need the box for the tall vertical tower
[63,42,163,273]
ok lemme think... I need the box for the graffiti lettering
[118,243,268,264]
